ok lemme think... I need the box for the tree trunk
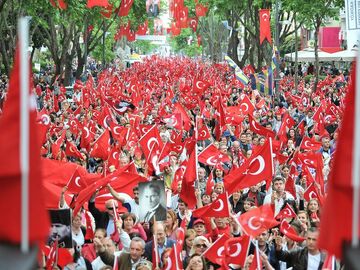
[228,27,240,64]
[0,39,10,74]
[313,17,321,92]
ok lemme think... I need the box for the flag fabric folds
[0,48,49,244]
[259,9,272,44]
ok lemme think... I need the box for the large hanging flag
[0,47,49,244]
[318,61,360,259]
[259,9,272,44]
[118,0,134,17]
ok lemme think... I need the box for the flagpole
[352,48,360,247]
[19,17,30,254]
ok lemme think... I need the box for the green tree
[290,0,343,90]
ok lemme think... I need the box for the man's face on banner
[50,223,70,242]
[144,187,160,209]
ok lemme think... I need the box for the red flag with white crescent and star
[224,235,251,267]
[259,9,272,44]
[238,204,279,237]
[67,168,88,194]
[224,138,274,193]
[198,144,230,166]
[192,192,230,218]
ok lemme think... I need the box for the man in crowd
[275,227,326,269]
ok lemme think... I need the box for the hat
[193,219,205,226]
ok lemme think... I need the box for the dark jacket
[144,238,176,262]
[275,247,326,270]
[229,196,243,214]
[88,201,110,230]
[99,251,133,270]
[241,191,266,206]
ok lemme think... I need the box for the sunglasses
[107,207,118,211]
[195,244,207,248]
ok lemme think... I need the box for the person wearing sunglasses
[184,236,210,269]
[89,196,120,238]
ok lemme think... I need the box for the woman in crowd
[182,229,197,264]
[72,213,86,246]
[164,209,178,240]
[122,212,147,241]
[185,254,208,270]
[306,198,321,227]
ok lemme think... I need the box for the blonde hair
[189,236,210,256]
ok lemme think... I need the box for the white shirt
[124,197,140,219]
[263,192,295,216]
[72,229,85,246]
[307,252,321,270]
[92,251,121,270]
[106,218,115,236]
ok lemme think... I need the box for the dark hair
[188,254,207,270]
[148,183,161,195]
[272,175,285,183]
[72,240,81,263]
[122,212,136,224]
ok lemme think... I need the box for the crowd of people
[1,55,348,269]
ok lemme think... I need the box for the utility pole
[274,0,280,97]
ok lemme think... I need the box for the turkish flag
[118,0,134,16]
[198,144,230,166]
[136,20,148,35]
[50,0,67,9]
[224,138,274,194]
[84,211,94,241]
[90,130,110,160]
[52,132,65,159]
[100,4,113,18]
[300,136,323,151]
[205,171,215,195]
[322,254,336,270]
[193,78,209,94]
[179,148,197,208]
[67,168,87,194]
[193,192,230,218]
[139,124,163,159]
[249,245,263,270]
[197,124,211,140]
[109,122,127,146]
[298,152,319,169]
[303,181,322,203]
[203,233,230,264]
[277,112,296,142]
[259,9,272,44]
[238,204,279,237]
[87,0,109,8]
[280,220,306,242]
[65,141,84,160]
[195,3,208,17]
[275,203,297,221]
[45,239,58,269]
[239,95,255,115]
[224,235,251,267]
[248,114,276,138]
[162,113,183,130]
[0,47,49,244]
[188,17,198,32]
[80,124,95,150]
[163,244,183,270]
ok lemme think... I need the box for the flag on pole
[318,61,360,259]
[224,55,249,85]
[0,44,49,245]
[259,9,271,44]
